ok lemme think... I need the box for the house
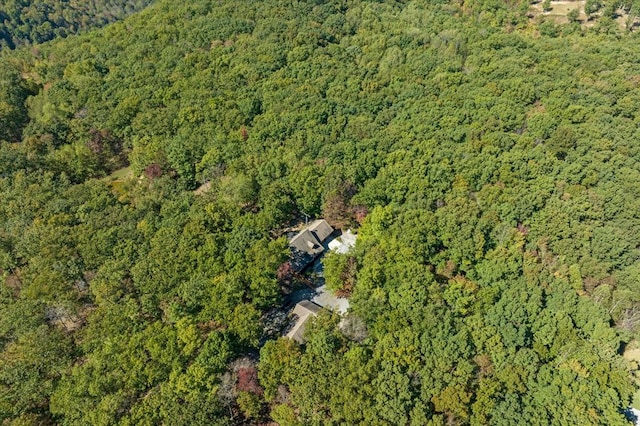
[286,300,323,343]
[289,219,334,271]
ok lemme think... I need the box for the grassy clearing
[530,0,586,25]
[193,181,211,195]
[102,166,134,197]
[104,166,133,182]
[529,0,639,30]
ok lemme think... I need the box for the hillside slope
[1,0,640,424]
[0,0,154,49]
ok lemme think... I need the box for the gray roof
[286,301,323,343]
[289,229,324,255]
[293,300,323,316]
[308,219,334,242]
[289,219,334,256]
[289,219,333,272]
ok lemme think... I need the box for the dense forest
[0,0,154,50]
[2,0,640,424]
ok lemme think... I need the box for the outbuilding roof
[286,301,323,343]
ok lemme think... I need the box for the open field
[104,166,133,182]
[529,0,640,30]
[530,0,587,25]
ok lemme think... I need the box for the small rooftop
[328,229,357,254]
[286,301,323,343]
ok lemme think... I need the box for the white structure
[328,229,357,254]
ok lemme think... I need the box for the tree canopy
[0,0,155,50]
[1,0,640,424]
